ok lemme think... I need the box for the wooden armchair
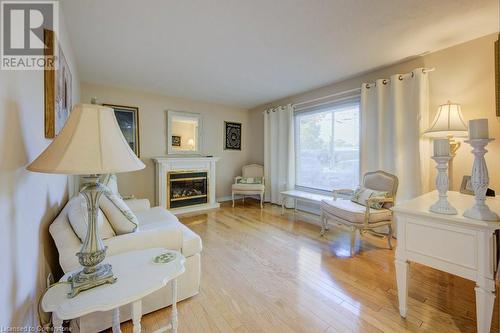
[320,170,399,256]
[231,164,265,208]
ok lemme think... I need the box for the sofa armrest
[124,198,151,212]
[104,224,183,258]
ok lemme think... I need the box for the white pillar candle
[433,138,450,156]
[468,119,489,139]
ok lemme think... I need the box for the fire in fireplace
[167,171,208,209]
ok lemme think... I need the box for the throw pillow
[68,195,116,242]
[100,193,139,235]
[236,177,263,184]
[351,186,388,209]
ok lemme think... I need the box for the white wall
[250,34,500,191]
[0,13,80,328]
[80,83,254,203]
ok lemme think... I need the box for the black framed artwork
[172,135,181,147]
[224,121,241,150]
[103,104,140,157]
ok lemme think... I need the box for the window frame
[293,98,361,194]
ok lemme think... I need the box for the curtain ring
[422,68,425,73]
[398,75,403,81]
[411,71,415,78]
[365,83,370,89]
[382,79,387,85]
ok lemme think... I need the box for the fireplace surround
[153,156,220,214]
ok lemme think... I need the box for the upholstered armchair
[232,164,265,208]
[320,170,398,256]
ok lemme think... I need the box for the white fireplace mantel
[153,156,220,214]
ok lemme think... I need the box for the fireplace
[154,156,219,214]
[167,171,208,209]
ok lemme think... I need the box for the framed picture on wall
[495,34,499,116]
[103,104,140,157]
[172,135,181,147]
[224,121,242,150]
[460,176,474,195]
[44,29,73,138]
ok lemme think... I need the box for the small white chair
[232,164,265,208]
[320,170,398,256]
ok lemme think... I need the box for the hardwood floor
[111,200,499,332]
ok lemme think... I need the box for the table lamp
[27,104,145,297]
[423,101,468,188]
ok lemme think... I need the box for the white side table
[42,248,185,333]
[393,191,500,333]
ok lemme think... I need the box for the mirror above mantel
[167,110,203,155]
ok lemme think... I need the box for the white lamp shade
[27,104,145,175]
[423,102,468,138]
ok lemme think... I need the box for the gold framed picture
[496,34,500,117]
[103,104,140,157]
[44,29,72,138]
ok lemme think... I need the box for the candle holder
[463,138,499,221]
[430,155,457,215]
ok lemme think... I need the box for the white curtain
[360,68,430,201]
[264,104,295,205]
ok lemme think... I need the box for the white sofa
[49,198,202,333]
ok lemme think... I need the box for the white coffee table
[42,248,185,333]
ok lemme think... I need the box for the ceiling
[62,0,498,109]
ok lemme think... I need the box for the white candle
[468,119,489,139]
[433,138,450,156]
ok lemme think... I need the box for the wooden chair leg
[350,227,356,256]
[320,211,327,236]
[232,192,235,208]
[260,193,263,209]
[388,225,393,250]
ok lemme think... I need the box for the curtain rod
[364,67,435,89]
[292,87,361,108]
[263,67,435,112]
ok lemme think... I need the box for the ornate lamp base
[67,174,117,298]
[67,263,117,298]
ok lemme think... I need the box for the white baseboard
[217,196,233,202]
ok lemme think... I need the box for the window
[295,101,360,192]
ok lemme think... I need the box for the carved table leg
[395,259,409,318]
[171,279,178,333]
[131,301,142,333]
[52,314,63,333]
[112,308,122,333]
[475,285,495,333]
[474,231,496,333]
